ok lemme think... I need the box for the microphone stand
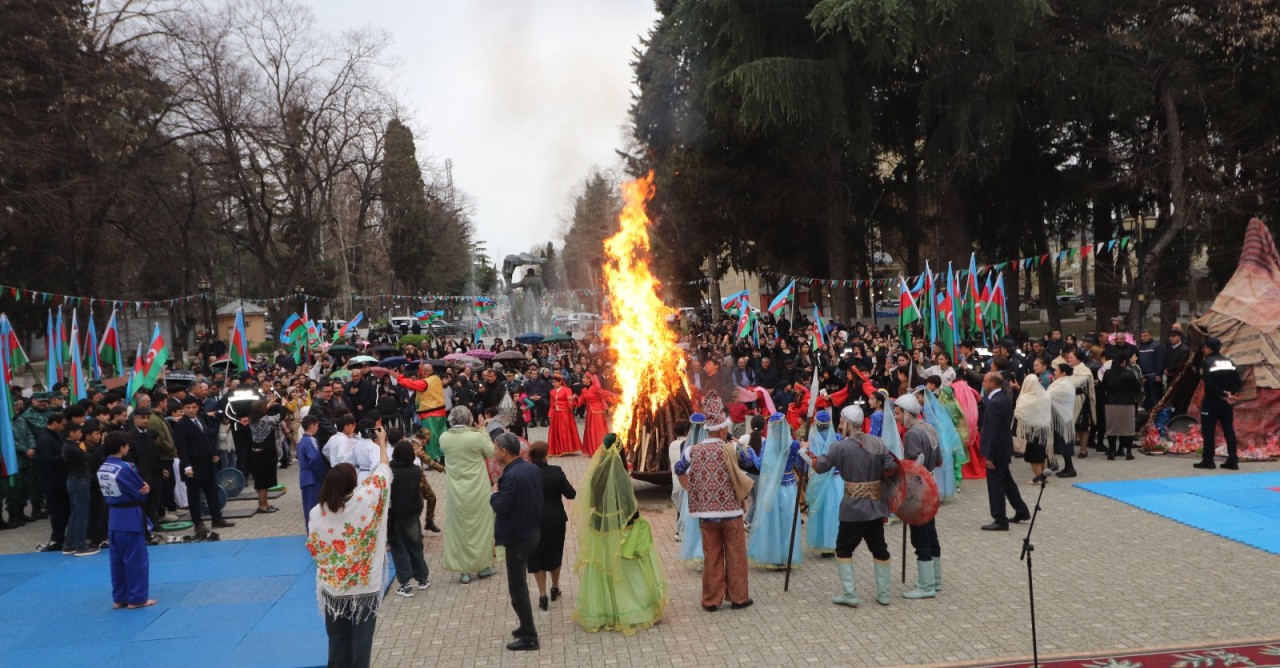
[1020,474,1049,668]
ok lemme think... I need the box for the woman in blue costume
[747,413,807,569]
[804,410,840,556]
[676,414,707,563]
[922,390,963,501]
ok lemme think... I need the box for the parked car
[1057,295,1085,313]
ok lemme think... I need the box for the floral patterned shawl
[306,462,392,621]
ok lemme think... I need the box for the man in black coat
[345,369,378,421]
[306,384,340,446]
[174,396,235,535]
[980,372,1030,531]
[126,407,165,527]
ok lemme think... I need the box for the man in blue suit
[980,372,1030,531]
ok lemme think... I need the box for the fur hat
[702,391,732,431]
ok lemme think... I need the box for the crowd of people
[0,305,1244,666]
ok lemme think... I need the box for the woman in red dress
[547,374,583,456]
[577,373,617,456]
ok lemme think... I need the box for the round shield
[881,454,908,514]
[894,459,941,526]
[196,486,228,517]
[216,467,246,498]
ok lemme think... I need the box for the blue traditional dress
[804,413,840,554]
[923,390,964,501]
[747,414,808,568]
[676,418,707,563]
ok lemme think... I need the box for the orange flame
[602,171,686,445]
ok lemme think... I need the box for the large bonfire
[600,171,692,477]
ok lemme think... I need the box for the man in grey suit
[980,372,1030,531]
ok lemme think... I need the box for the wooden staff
[902,523,908,582]
[783,465,803,592]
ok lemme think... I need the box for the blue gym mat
[0,535,354,667]
[1076,471,1280,555]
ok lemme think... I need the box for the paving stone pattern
[4,426,1278,667]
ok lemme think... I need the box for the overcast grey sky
[309,0,658,261]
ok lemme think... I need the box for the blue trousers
[301,484,319,532]
[109,530,149,605]
[65,477,90,550]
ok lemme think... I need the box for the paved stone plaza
[4,426,1277,667]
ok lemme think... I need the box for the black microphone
[1032,472,1050,483]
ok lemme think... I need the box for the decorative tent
[1174,218,1280,449]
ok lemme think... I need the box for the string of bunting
[0,287,497,311]
[766,236,1133,289]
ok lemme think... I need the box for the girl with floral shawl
[574,434,668,635]
[306,427,392,668]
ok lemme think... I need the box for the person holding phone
[308,424,392,668]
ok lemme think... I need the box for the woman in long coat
[439,406,497,583]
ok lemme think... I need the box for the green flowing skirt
[420,416,448,462]
[574,517,668,636]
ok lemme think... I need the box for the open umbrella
[447,354,483,370]
[494,350,526,362]
[372,345,400,355]
[346,355,380,368]
[164,371,199,389]
[329,344,357,357]
[406,359,448,373]
[515,332,545,344]
[467,349,496,360]
[328,368,352,379]
[543,332,573,343]
[367,366,392,378]
[379,356,408,368]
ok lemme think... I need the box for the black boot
[1106,437,1117,460]
[1121,436,1134,460]
[1055,454,1077,478]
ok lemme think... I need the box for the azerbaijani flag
[302,304,321,347]
[334,312,363,341]
[924,262,937,346]
[967,253,984,338]
[98,309,123,377]
[415,310,444,322]
[990,272,1008,340]
[139,324,169,390]
[56,307,67,367]
[278,313,303,345]
[0,318,18,476]
[229,308,251,373]
[69,311,86,400]
[84,311,101,381]
[473,297,495,310]
[768,280,795,317]
[1,315,29,383]
[734,309,753,339]
[124,343,144,405]
[898,276,922,347]
[45,310,58,389]
[721,290,748,315]
[810,305,827,349]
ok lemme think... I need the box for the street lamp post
[1120,214,1159,332]
[197,277,213,336]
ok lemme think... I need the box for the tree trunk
[1093,200,1120,327]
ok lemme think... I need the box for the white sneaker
[416,579,431,590]
[395,584,414,598]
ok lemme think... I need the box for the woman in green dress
[439,406,497,584]
[574,434,667,635]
